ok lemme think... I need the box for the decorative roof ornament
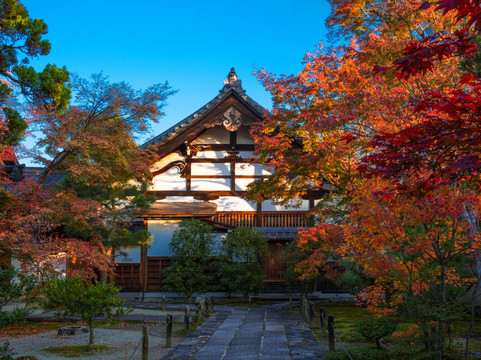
[220,67,245,94]
[208,106,249,131]
[140,67,265,149]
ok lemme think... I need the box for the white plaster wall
[191,178,231,191]
[237,126,255,144]
[238,151,254,159]
[11,254,67,276]
[147,220,182,256]
[192,126,229,144]
[235,178,255,191]
[194,150,229,159]
[156,196,202,202]
[235,163,271,176]
[262,199,310,211]
[213,197,257,211]
[191,162,231,176]
[115,247,141,263]
[151,167,186,191]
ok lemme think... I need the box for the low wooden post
[162,294,166,311]
[142,325,149,360]
[209,296,214,312]
[196,300,203,322]
[319,307,325,327]
[184,306,190,331]
[165,314,172,348]
[328,314,335,352]
[299,294,304,319]
[309,304,315,327]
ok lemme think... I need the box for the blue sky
[21,0,330,161]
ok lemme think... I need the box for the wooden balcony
[213,211,312,228]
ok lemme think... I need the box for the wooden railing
[213,211,311,228]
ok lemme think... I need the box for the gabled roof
[140,68,265,150]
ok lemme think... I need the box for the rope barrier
[128,334,143,360]
[303,298,354,360]
[319,309,354,360]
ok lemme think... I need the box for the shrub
[355,318,397,348]
[217,227,268,300]
[42,275,131,345]
[323,348,391,360]
[163,219,215,302]
[0,307,30,326]
[0,266,36,308]
[0,342,16,360]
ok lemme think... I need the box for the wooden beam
[150,190,247,198]
[151,95,263,157]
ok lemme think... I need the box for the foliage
[1,72,174,280]
[358,1,481,191]
[284,223,353,293]
[0,307,30,326]
[0,342,15,360]
[322,348,392,360]
[355,318,397,348]
[249,1,481,359]
[345,181,478,355]
[163,219,215,301]
[292,223,344,282]
[31,73,174,187]
[0,0,70,152]
[217,227,268,300]
[0,266,36,308]
[0,1,174,280]
[321,347,471,360]
[42,275,130,345]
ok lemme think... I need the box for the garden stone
[57,326,89,335]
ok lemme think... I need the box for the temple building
[114,68,325,293]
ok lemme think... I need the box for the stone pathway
[165,303,326,360]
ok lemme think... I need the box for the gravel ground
[2,325,184,360]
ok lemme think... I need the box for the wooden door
[265,241,286,281]
[146,257,171,292]
[115,263,141,291]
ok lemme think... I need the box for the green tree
[0,266,36,325]
[42,275,130,345]
[355,318,396,349]
[217,227,268,301]
[1,73,173,281]
[163,219,215,302]
[0,0,70,150]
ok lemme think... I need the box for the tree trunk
[88,321,94,345]
[436,265,446,360]
[38,150,71,187]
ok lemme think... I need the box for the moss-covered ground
[308,302,481,359]
[42,344,111,357]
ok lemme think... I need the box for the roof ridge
[140,69,265,149]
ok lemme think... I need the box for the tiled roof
[140,68,265,149]
[23,167,65,185]
[255,227,303,240]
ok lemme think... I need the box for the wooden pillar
[231,160,236,192]
[256,202,263,227]
[186,157,191,191]
[141,245,148,296]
